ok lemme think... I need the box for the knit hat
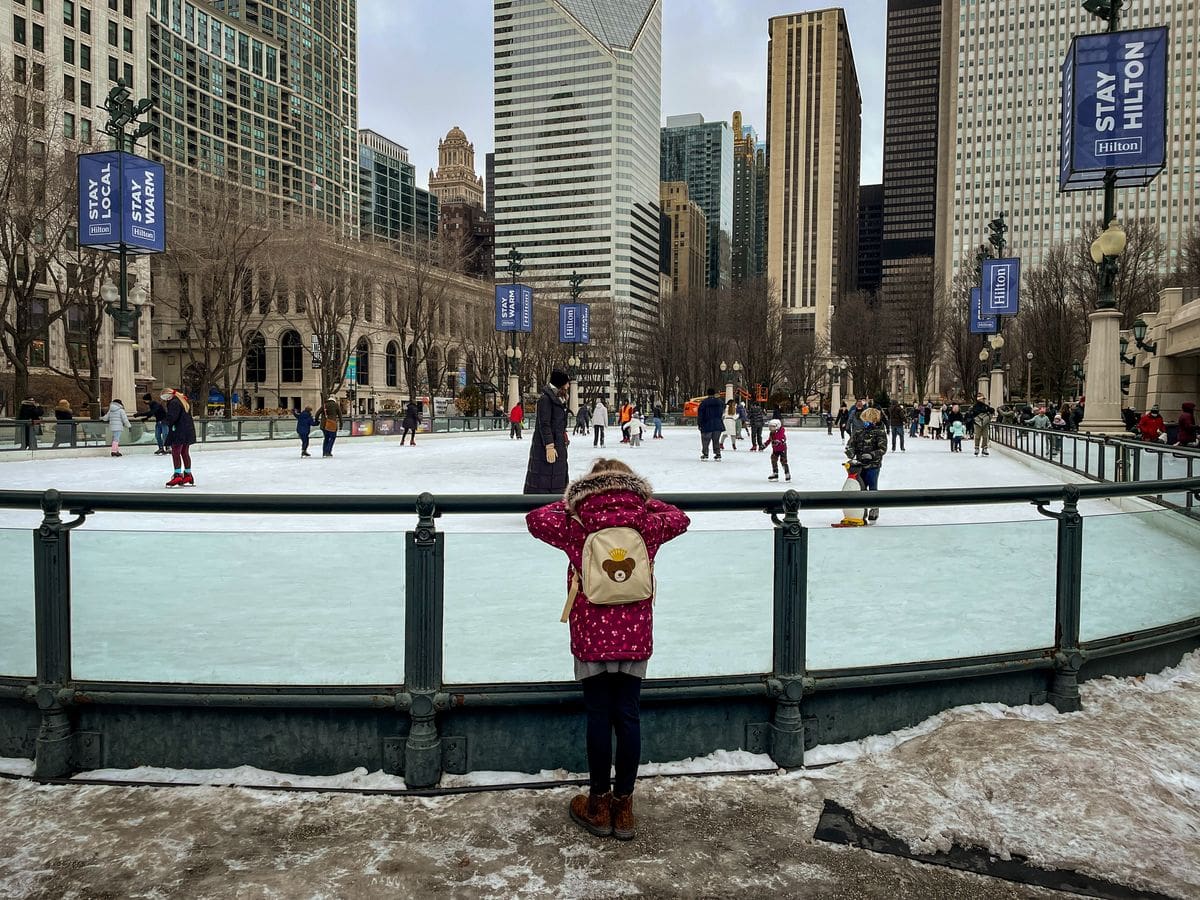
[142,392,152,402]
[549,369,571,389]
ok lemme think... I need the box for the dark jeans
[300,433,310,454]
[861,466,880,491]
[581,672,642,796]
[700,430,722,458]
[322,429,337,456]
[751,426,764,449]
[400,426,416,444]
[155,421,169,449]
[890,424,905,451]
[593,425,605,446]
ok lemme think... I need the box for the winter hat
[1053,415,1066,426]
[549,369,571,389]
[767,418,781,430]
[56,399,71,411]
[142,392,152,402]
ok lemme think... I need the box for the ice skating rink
[1,426,1197,684]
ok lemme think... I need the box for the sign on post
[311,336,323,369]
[495,284,534,333]
[77,151,167,252]
[558,303,591,343]
[969,287,998,335]
[1060,27,1169,191]
[981,258,1021,317]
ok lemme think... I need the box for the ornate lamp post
[1072,360,1086,400]
[829,363,842,418]
[978,348,991,401]
[566,270,584,415]
[1131,316,1158,354]
[1026,350,1035,404]
[720,360,731,403]
[504,247,523,414]
[987,332,1006,407]
[100,79,154,409]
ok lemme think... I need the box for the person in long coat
[524,370,572,494]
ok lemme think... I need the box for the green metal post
[767,489,808,766]
[33,489,78,776]
[403,492,447,787]
[1049,485,1084,712]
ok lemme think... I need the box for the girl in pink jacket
[526,458,689,840]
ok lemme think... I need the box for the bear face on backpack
[526,463,690,662]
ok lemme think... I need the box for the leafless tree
[45,248,115,416]
[296,227,366,400]
[159,174,286,416]
[830,290,892,399]
[889,262,947,403]
[780,330,827,408]
[725,276,783,397]
[1172,223,1200,290]
[1016,244,1087,406]
[0,68,78,404]
[944,267,986,403]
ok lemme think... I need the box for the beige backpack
[561,525,655,622]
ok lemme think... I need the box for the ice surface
[1,429,1197,683]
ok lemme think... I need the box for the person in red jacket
[526,458,690,841]
[1137,405,1166,442]
[508,402,524,440]
[1175,401,1197,446]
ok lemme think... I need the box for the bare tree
[889,262,947,403]
[725,277,783,397]
[159,175,284,416]
[1016,244,1087,406]
[297,227,367,400]
[944,267,986,402]
[0,68,78,404]
[45,248,115,416]
[780,330,827,408]
[830,291,892,399]
[1172,223,1200,290]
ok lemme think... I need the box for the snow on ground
[0,652,1196,898]
[0,428,1198,683]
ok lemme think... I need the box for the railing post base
[33,692,73,778]
[766,677,807,767]
[403,691,444,788]
[1048,650,1084,713]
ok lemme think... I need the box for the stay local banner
[558,303,590,344]
[1060,26,1168,191]
[495,284,534,333]
[78,151,167,253]
[981,258,1021,317]
[969,287,998,335]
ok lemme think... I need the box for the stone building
[428,126,485,208]
[659,182,708,297]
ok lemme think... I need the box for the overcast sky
[358,1,888,190]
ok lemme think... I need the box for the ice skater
[101,399,131,457]
[293,405,315,457]
[401,400,421,446]
[592,398,607,447]
[720,400,739,451]
[163,389,197,486]
[949,418,966,452]
[628,413,644,447]
[321,396,342,457]
[766,418,790,482]
[525,457,690,840]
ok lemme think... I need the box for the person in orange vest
[619,401,633,443]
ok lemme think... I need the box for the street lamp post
[720,361,732,403]
[505,247,523,415]
[567,270,584,415]
[988,332,1006,408]
[978,348,991,401]
[1026,351,1034,405]
[829,364,842,419]
[1072,360,1085,401]
[100,79,154,409]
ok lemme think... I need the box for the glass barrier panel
[202,420,240,442]
[0,528,35,676]
[1080,510,1200,641]
[443,528,774,684]
[806,517,1058,669]
[239,420,274,441]
[70,529,404,684]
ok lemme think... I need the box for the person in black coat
[16,398,42,450]
[293,405,315,457]
[135,392,170,454]
[401,401,421,446]
[524,370,572,494]
[697,388,725,460]
[163,389,198,486]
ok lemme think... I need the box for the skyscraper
[493,0,662,351]
[359,129,438,246]
[939,1,1200,285]
[214,0,359,234]
[659,182,708,296]
[731,111,762,284]
[766,9,862,338]
[880,0,941,307]
[660,114,733,288]
[857,184,884,295]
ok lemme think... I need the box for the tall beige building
[659,182,708,296]
[428,126,485,208]
[765,9,861,339]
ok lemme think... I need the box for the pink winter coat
[526,469,690,662]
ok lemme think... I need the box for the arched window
[386,341,399,387]
[245,332,266,384]
[281,330,302,383]
[355,337,370,386]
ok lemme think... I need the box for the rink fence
[0,477,1199,786]
[991,423,1200,518]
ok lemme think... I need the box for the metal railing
[992,423,1200,517]
[2,476,1198,787]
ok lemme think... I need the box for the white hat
[767,418,781,429]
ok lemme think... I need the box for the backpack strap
[561,568,580,623]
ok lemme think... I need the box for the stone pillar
[830,380,841,417]
[1081,308,1127,434]
[568,380,579,417]
[725,381,734,403]
[110,337,136,409]
[977,374,989,402]
[989,367,1005,409]
[508,372,520,416]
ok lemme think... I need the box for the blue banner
[495,284,534,333]
[969,287,998,335]
[1060,27,1168,191]
[78,152,120,248]
[78,151,167,253]
[558,303,591,343]
[981,258,1021,317]
[120,155,166,252]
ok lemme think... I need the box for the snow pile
[0,757,33,777]
[821,650,1200,897]
[71,763,408,791]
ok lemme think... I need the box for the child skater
[766,418,791,481]
[628,412,644,447]
[526,458,690,840]
[949,417,966,452]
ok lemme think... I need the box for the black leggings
[582,672,641,796]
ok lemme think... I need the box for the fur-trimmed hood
[565,469,652,513]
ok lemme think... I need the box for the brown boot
[568,791,612,837]
[611,793,636,840]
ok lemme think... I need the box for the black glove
[860,452,875,463]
